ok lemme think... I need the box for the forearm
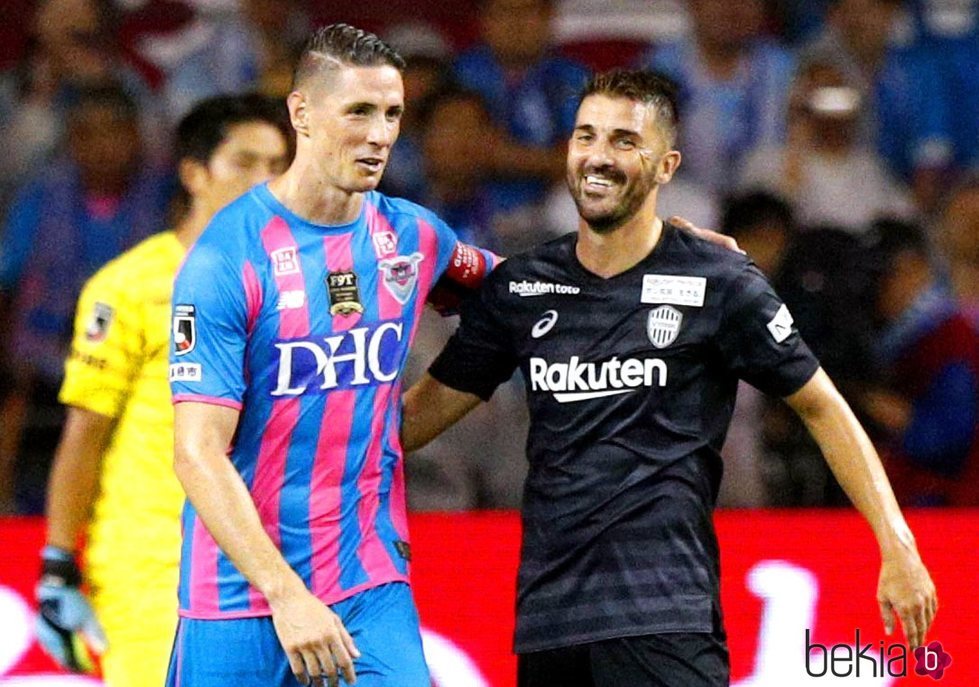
[174,445,305,604]
[789,369,914,555]
[45,408,114,551]
[401,373,481,453]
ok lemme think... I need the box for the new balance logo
[529,356,667,402]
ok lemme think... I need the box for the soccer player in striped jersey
[35,94,291,687]
[166,24,497,687]
[402,69,938,686]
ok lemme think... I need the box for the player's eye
[615,138,637,150]
[574,133,594,144]
[385,107,404,122]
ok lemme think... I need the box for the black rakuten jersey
[429,224,820,653]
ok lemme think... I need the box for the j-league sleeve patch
[173,304,197,355]
[85,302,114,342]
[767,303,794,343]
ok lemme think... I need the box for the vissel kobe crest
[378,253,424,304]
[647,305,683,349]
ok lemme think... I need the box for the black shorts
[517,633,730,687]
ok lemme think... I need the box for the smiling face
[566,94,680,233]
[292,64,405,194]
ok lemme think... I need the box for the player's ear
[178,158,207,197]
[656,150,681,185]
[288,91,310,137]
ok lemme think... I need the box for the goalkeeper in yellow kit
[35,93,292,687]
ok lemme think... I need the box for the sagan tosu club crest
[378,253,424,304]
[647,305,682,349]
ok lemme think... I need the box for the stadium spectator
[717,192,798,508]
[416,86,501,251]
[937,174,979,322]
[162,0,310,120]
[378,21,454,203]
[403,69,937,684]
[859,219,979,506]
[638,0,796,193]
[738,60,915,234]
[905,0,979,171]
[33,94,291,687]
[798,0,955,211]
[0,84,172,515]
[453,0,589,215]
[0,0,162,203]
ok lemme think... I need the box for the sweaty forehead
[575,95,656,135]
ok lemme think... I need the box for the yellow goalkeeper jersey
[59,231,186,593]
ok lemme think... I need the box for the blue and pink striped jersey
[169,184,460,618]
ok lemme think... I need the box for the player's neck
[576,207,663,279]
[173,205,213,249]
[267,167,364,225]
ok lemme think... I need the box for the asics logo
[531,310,558,339]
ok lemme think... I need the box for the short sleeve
[169,240,248,408]
[715,264,820,397]
[427,211,461,282]
[59,270,140,418]
[428,272,520,401]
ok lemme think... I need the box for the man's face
[481,0,551,66]
[941,187,979,262]
[833,0,898,51]
[423,97,490,186]
[566,94,678,232]
[193,121,291,216]
[690,0,763,52]
[68,104,141,184]
[298,65,404,194]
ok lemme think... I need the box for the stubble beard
[567,167,656,234]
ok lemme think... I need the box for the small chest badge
[378,253,424,305]
[647,305,682,349]
[326,270,364,316]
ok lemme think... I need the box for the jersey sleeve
[169,238,248,408]
[428,271,520,401]
[59,269,141,418]
[715,263,820,397]
[427,210,462,281]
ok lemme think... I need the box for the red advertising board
[2,511,976,686]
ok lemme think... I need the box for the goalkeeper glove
[35,546,107,673]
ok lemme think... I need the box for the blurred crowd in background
[0,0,977,515]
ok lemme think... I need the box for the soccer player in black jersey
[402,70,937,686]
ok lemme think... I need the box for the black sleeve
[428,272,520,401]
[715,264,820,397]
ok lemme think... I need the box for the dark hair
[176,93,291,164]
[66,82,138,123]
[171,93,291,215]
[581,69,680,146]
[292,23,405,90]
[721,190,796,238]
[863,218,931,263]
